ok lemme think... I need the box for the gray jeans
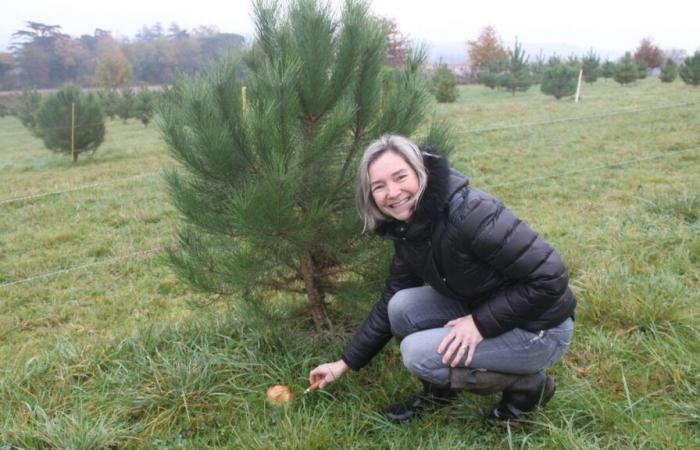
[387,287,574,386]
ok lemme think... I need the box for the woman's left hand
[437,315,484,367]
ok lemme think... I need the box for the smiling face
[368,150,420,222]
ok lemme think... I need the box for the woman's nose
[387,183,401,198]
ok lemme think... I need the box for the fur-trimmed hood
[375,147,469,241]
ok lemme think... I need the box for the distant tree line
[0,21,245,90]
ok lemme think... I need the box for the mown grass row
[0,78,698,448]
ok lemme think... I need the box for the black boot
[486,372,556,427]
[384,380,457,422]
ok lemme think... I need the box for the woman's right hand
[309,359,350,390]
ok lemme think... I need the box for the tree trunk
[300,251,330,331]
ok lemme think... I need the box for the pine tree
[679,51,700,86]
[540,59,578,99]
[636,59,648,79]
[16,88,42,136]
[476,69,498,89]
[430,63,458,102]
[117,86,136,122]
[135,87,156,125]
[601,60,616,79]
[97,88,119,119]
[614,52,638,85]
[498,38,531,95]
[581,50,600,84]
[529,50,546,85]
[35,84,105,163]
[476,58,507,89]
[158,0,443,330]
[660,59,677,83]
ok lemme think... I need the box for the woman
[309,135,575,425]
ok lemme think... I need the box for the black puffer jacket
[341,150,576,371]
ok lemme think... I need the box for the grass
[1,78,699,448]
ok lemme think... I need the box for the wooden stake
[71,102,76,163]
[241,86,247,116]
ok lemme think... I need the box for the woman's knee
[387,289,420,338]
[399,332,448,384]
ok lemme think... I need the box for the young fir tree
[498,39,531,95]
[97,89,120,119]
[660,59,677,83]
[581,50,600,84]
[529,51,546,85]
[540,58,578,99]
[158,0,445,330]
[430,63,458,102]
[636,59,648,79]
[16,88,42,136]
[614,52,639,85]
[679,51,700,86]
[476,69,498,89]
[117,86,136,122]
[35,84,105,163]
[601,60,616,79]
[135,87,156,126]
[476,58,507,89]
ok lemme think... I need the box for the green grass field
[1,78,698,448]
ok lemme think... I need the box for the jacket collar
[376,147,469,241]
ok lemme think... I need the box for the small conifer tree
[159,0,444,330]
[581,50,600,84]
[16,88,42,136]
[135,87,156,125]
[601,60,616,79]
[35,84,105,163]
[614,52,639,85]
[660,59,677,83]
[476,69,498,89]
[529,51,546,84]
[636,59,648,79]
[476,58,507,89]
[430,63,458,102]
[679,51,700,86]
[498,39,531,95]
[97,89,120,119]
[540,59,578,99]
[117,86,136,122]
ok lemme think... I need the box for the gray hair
[356,134,430,231]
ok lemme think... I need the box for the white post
[575,69,583,103]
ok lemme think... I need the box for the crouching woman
[309,134,575,425]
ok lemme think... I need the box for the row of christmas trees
[429,50,700,103]
[11,46,700,164]
[468,49,700,99]
[12,85,161,162]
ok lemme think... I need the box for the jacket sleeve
[341,247,423,371]
[454,195,569,338]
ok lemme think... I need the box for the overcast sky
[2,0,698,58]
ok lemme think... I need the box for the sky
[2,0,699,60]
